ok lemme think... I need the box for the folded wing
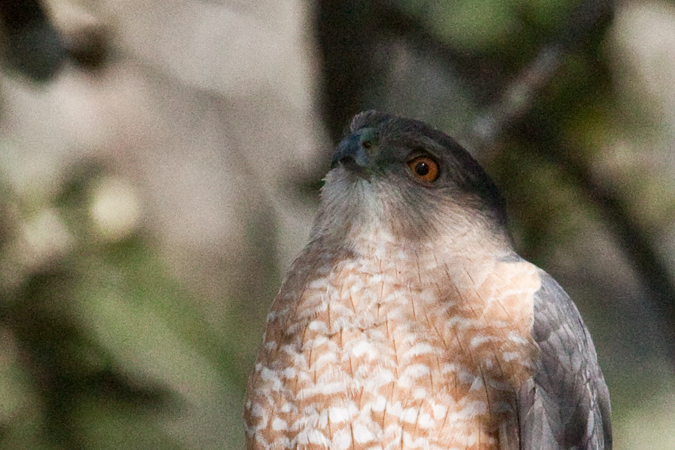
[516,272,612,450]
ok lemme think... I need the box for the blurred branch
[0,0,67,82]
[464,0,614,150]
[316,0,380,142]
[372,1,508,105]
[516,117,675,357]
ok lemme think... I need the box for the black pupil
[415,161,429,176]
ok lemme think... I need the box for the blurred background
[0,0,673,448]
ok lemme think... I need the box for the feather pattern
[515,271,612,450]
[244,111,611,450]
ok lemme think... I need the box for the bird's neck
[322,217,511,266]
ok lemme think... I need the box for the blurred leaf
[75,399,182,450]
[399,0,520,51]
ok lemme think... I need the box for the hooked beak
[331,133,371,179]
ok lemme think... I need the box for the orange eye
[407,156,439,182]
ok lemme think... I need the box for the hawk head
[313,111,508,246]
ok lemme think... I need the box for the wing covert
[517,271,612,450]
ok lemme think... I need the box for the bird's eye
[407,156,439,182]
[362,140,373,149]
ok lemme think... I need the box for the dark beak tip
[337,156,358,171]
[331,133,371,179]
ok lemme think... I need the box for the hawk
[244,111,612,450]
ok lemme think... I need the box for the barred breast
[244,231,541,450]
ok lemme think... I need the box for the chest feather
[245,243,540,450]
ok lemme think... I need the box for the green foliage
[0,164,244,449]
[395,0,578,51]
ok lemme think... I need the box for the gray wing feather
[517,271,612,450]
